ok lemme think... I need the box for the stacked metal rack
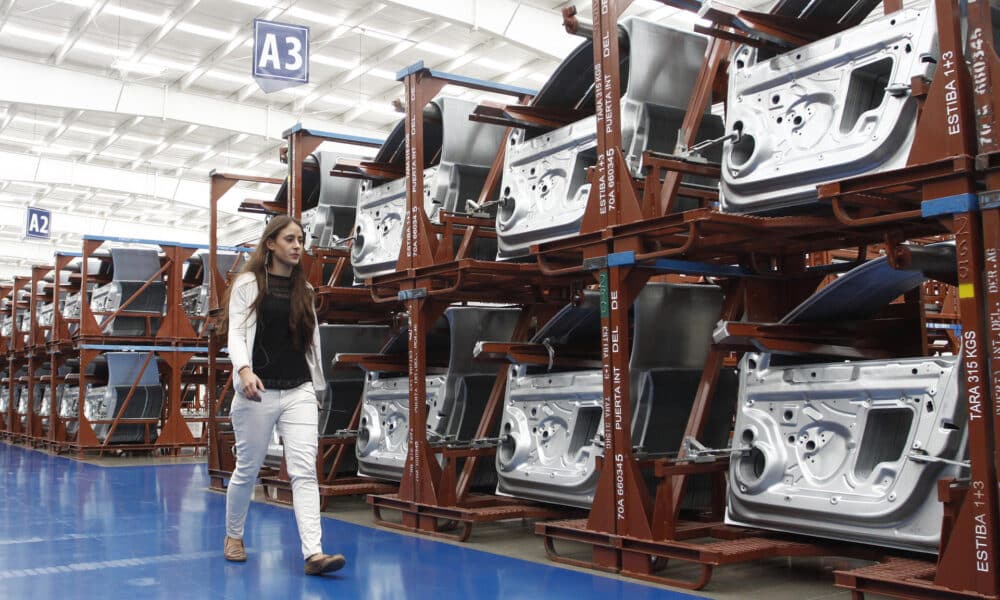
[1,234,239,457]
[492,1,1000,599]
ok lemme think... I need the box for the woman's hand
[239,368,265,400]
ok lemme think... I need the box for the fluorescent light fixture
[17,182,52,190]
[202,69,249,84]
[111,59,166,75]
[371,103,403,117]
[219,151,254,161]
[51,185,84,195]
[176,22,236,41]
[68,124,115,137]
[101,150,141,161]
[287,7,342,26]
[322,94,355,107]
[281,86,313,97]
[361,28,405,43]
[368,68,398,81]
[1,24,65,45]
[416,41,461,58]
[149,158,187,169]
[120,133,165,145]
[172,142,213,153]
[103,5,168,26]
[12,114,61,128]
[143,55,198,71]
[473,57,508,71]
[77,40,133,58]
[231,0,274,6]
[312,54,359,69]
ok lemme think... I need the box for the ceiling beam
[127,0,203,65]
[51,0,112,66]
[42,109,84,145]
[0,56,386,141]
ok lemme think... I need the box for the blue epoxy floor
[0,443,700,599]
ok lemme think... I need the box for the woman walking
[220,215,345,575]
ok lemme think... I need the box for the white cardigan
[227,272,325,395]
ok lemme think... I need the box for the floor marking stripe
[0,550,221,580]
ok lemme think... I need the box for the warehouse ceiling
[0,0,706,281]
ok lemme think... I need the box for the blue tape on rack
[54,252,83,258]
[281,123,384,147]
[79,344,210,352]
[607,251,637,267]
[921,193,979,217]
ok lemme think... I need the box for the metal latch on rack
[683,436,739,462]
[908,450,970,469]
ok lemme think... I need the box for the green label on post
[599,270,609,318]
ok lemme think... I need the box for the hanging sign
[25,207,51,240]
[252,19,309,93]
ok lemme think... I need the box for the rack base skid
[260,477,397,510]
[537,518,886,591]
[207,468,230,492]
[368,492,571,542]
[836,559,1000,600]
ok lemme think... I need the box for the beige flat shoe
[224,536,246,562]
[304,553,346,575]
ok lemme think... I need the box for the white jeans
[225,382,322,559]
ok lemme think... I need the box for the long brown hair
[218,215,315,352]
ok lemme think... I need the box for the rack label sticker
[25,207,50,240]
[253,19,309,93]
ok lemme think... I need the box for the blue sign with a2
[253,19,309,84]
[25,207,51,240]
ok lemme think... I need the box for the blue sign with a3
[25,207,51,240]
[253,19,309,92]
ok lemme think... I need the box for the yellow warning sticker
[959,283,976,299]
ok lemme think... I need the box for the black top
[252,273,311,389]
